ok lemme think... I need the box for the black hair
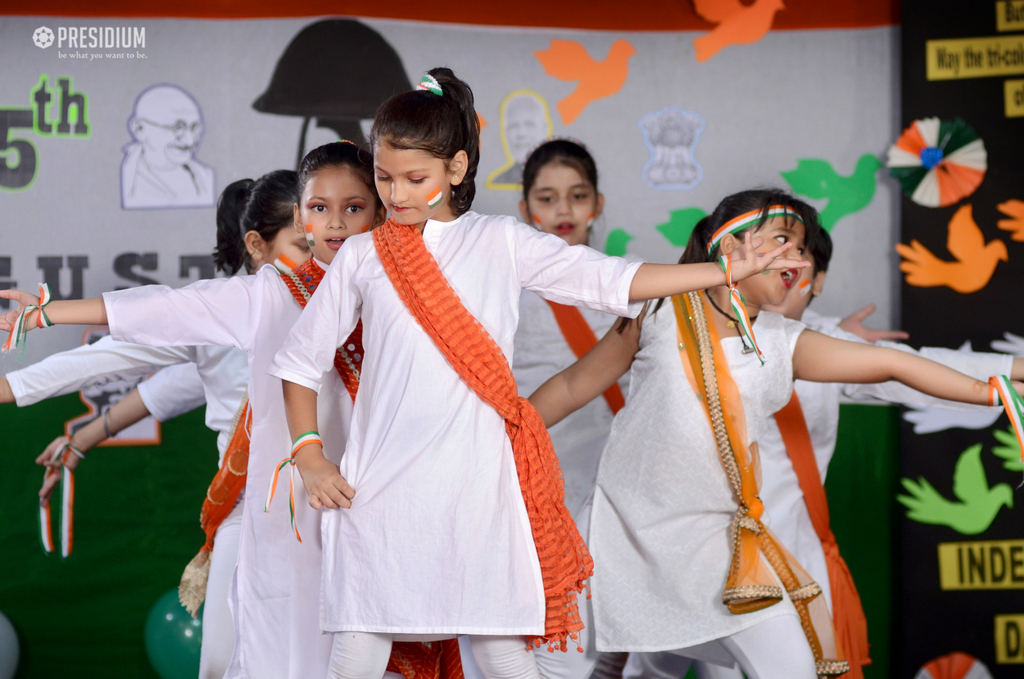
[521,138,599,200]
[296,140,381,212]
[214,170,298,275]
[369,67,480,216]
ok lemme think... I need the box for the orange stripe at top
[12,0,898,29]
[544,300,625,414]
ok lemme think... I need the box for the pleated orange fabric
[374,217,592,651]
[774,393,870,679]
[282,256,464,678]
[544,300,625,414]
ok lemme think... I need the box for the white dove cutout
[902,340,1004,434]
[991,332,1024,357]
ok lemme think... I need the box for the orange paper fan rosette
[886,117,986,208]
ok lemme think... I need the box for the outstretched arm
[793,330,1024,404]
[0,290,107,331]
[529,307,645,427]
[628,232,808,302]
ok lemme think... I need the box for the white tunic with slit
[269,211,642,635]
[103,261,348,679]
[589,307,805,652]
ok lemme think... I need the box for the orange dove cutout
[997,199,1024,242]
[534,39,635,125]
[692,0,785,62]
[896,204,1008,294]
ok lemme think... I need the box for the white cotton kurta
[757,308,1012,612]
[103,261,350,679]
[513,288,630,518]
[269,211,642,635]
[5,335,247,461]
[589,307,805,653]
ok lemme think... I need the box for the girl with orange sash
[0,143,389,679]
[267,69,806,679]
[0,170,303,679]
[527,189,1024,679]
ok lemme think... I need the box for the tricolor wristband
[291,431,322,458]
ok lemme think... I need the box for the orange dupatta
[774,393,870,679]
[373,217,591,651]
[281,257,464,679]
[672,291,848,677]
[544,300,625,414]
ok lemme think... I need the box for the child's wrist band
[291,431,323,458]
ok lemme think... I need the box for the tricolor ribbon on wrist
[989,376,1024,461]
[265,431,322,543]
[717,255,764,365]
[3,283,53,357]
[39,439,85,558]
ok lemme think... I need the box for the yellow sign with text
[927,36,1024,80]
[997,2,1024,32]
[995,614,1024,664]
[1007,79,1024,117]
[938,540,1024,590]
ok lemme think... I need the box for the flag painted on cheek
[304,224,315,248]
[426,188,443,209]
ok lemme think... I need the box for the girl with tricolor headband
[266,67,805,679]
[0,169,304,679]
[525,188,1024,679]
[0,142,392,678]
[513,138,627,677]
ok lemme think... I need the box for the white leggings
[198,498,244,679]
[622,615,818,679]
[327,633,540,679]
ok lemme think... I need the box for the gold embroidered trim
[788,582,822,601]
[816,660,851,677]
[722,585,783,604]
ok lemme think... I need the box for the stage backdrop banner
[897,1,1024,677]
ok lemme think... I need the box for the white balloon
[0,611,19,679]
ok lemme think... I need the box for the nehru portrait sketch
[121,84,215,209]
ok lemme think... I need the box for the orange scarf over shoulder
[774,393,870,679]
[374,217,592,651]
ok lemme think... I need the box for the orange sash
[281,257,463,678]
[374,217,591,651]
[672,291,848,677]
[544,300,625,414]
[774,393,870,679]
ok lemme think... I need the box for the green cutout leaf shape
[780,154,882,232]
[896,443,1013,535]
[656,207,708,247]
[605,229,634,257]
[992,426,1023,472]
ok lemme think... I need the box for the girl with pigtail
[526,189,1024,679]
[267,68,805,679]
[0,143,408,679]
[0,169,305,678]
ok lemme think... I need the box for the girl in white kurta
[526,189,1024,679]
[268,69,807,679]
[0,146,383,679]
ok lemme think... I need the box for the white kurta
[5,335,247,461]
[757,309,1012,612]
[513,288,629,518]
[103,261,349,679]
[589,307,805,652]
[269,211,642,635]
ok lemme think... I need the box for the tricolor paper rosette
[887,117,987,208]
[914,651,992,679]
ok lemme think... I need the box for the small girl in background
[1,143,386,679]
[268,68,804,679]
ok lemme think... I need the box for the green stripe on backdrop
[0,399,900,677]
[0,395,216,678]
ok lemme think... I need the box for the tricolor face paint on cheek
[426,187,443,210]
[799,278,812,296]
[304,224,315,248]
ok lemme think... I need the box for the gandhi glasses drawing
[121,84,215,209]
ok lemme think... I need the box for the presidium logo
[33,27,55,49]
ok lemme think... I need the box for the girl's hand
[838,304,910,343]
[727,232,809,282]
[0,289,41,333]
[36,436,82,501]
[294,445,355,510]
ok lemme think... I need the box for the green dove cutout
[604,229,634,257]
[657,207,708,247]
[991,426,1023,472]
[897,444,1013,535]
[780,154,882,232]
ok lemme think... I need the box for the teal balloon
[0,611,19,679]
[144,589,202,679]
